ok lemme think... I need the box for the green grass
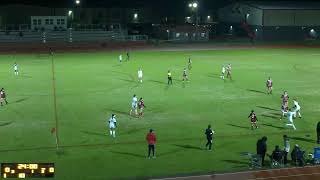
[0,48,320,180]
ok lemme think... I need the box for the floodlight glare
[134,13,138,19]
[192,3,198,8]
[68,10,73,16]
[75,0,80,5]
[189,3,192,7]
[311,29,315,33]
[207,16,211,19]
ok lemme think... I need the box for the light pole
[188,2,198,40]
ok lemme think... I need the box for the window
[45,19,49,25]
[50,19,53,25]
[61,19,65,25]
[57,19,60,25]
[37,19,41,25]
[33,19,37,25]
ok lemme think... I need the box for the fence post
[69,28,73,43]
[42,31,46,43]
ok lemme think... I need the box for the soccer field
[0,47,319,180]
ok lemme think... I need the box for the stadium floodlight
[75,0,80,5]
[68,10,73,16]
[186,16,191,19]
[207,16,211,19]
[134,13,138,19]
[189,3,192,7]
[192,2,198,8]
[311,29,315,33]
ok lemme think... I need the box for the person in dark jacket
[146,129,156,159]
[271,145,283,163]
[291,144,305,166]
[205,125,215,151]
[257,136,267,166]
[317,121,320,144]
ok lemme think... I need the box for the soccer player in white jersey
[108,114,117,138]
[119,54,122,63]
[221,65,226,80]
[130,94,138,116]
[14,62,19,75]
[138,68,143,83]
[285,109,296,130]
[293,99,302,118]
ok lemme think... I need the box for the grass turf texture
[0,48,319,180]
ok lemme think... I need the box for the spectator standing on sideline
[283,135,290,165]
[146,129,156,159]
[257,136,268,166]
[205,125,215,151]
[126,51,130,61]
[317,121,320,144]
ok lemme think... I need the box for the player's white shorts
[131,103,137,110]
[138,75,143,79]
[109,124,115,129]
[288,118,293,123]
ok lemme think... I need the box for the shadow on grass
[173,144,203,151]
[127,127,146,135]
[81,130,106,137]
[157,148,185,157]
[149,79,167,85]
[257,106,278,111]
[261,114,279,119]
[290,136,315,144]
[247,89,266,94]
[104,108,128,116]
[0,121,14,127]
[261,123,285,130]
[222,160,248,165]
[110,151,145,158]
[208,73,221,79]
[118,78,134,83]
[227,124,249,130]
[12,98,29,104]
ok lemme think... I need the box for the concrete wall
[263,10,295,26]
[295,10,320,26]
[263,9,320,26]
[218,3,263,25]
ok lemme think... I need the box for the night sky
[0,0,317,9]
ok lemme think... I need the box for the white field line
[152,165,320,180]
[248,172,320,180]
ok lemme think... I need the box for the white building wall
[31,16,67,31]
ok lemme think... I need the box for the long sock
[110,130,112,135]
[292,124,296,130]
[112,131,116,137]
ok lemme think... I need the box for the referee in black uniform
[205,125,214,151]
[167,70,172,85]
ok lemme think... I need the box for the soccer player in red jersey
[248,110,258,130]
[266,77,273,94]
[281,91,289,109]
[138,97,146,117]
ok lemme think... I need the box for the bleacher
[0,30,129,43]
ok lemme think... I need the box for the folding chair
[313,147,320,165]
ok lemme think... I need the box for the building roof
[244,1,320,10]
